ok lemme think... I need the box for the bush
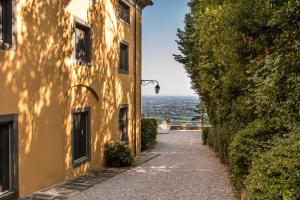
[207,126,231,162]
[105,141,136,167]
[202,127,211,145]
[229,121,278,189]
[141,118,158,151]
[246,132,300,200]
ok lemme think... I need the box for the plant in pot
[105,141,136,167]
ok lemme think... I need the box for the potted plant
[104,141,136,167]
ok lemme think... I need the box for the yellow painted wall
[0,0,145,197]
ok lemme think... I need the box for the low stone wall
[170,126,202,131]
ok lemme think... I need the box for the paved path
[68,131,235,200]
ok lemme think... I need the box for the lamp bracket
[141,80,159,86]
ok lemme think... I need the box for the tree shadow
[0,0,140,196]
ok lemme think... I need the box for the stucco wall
[0,0,143,197]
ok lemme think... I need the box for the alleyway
[68,131,235,200]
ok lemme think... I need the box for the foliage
[141,118,158,151]
[201,127,210,145]
[229,121,279,190]
[175,0,300,196]
[105,141,136,167]
[246,131,300,200]
[189,102,209,126]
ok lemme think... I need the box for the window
[72,108,91,167]
[0,0,3,41]
[119,42,129,73]
[119,105,128,142]
[0,0,13,48]
[0,114,18,199]
[119,1,130,24]
[75,20,92,64]
[0,123,10,194]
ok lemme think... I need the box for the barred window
[119,1,130,24]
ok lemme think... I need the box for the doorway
[0,114,18,199]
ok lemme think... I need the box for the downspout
[133,0,138,155]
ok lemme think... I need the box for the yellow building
[0,0,153,198]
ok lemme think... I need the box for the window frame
[118,104,129,143]
[118,0,131,24]
[73,16,92,65]
[0,0,16,51]
[71,107,91,168]
[119,42,129,74]
[0,114,19,200]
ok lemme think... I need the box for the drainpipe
[133,0,138,155]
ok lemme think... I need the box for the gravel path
[68,131,235,200]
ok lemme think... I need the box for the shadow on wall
[0,0,136,195]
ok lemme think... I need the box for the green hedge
[229,121,278,190]
[141,118,158,151]
[202,127,210,145]
[207,126,231,162]
[246,132,300,200]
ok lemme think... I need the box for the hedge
[246,131,300,200]
[202,127,210,145]
[141,118,158,151]
[229,120,279,190]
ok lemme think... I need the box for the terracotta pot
[107,159,121,168]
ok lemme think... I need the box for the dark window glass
[0,0,12,46]
[0,0,3,41]
[73,109,90,165]
[119,106,128,142]
[119,43,129,73]
[75,23,91,64]
[119,1,130,23]
[0,124,10,194]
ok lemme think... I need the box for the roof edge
[137,0,153,9]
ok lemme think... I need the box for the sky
[141,0,196,97]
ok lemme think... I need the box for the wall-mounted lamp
[141,80,160,94]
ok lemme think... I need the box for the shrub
[246,132,300,200]
[207,126,231,162]
[229,121,278,189]
[202,127,210,145]
[105,141,136,167]
[141,118,158,151]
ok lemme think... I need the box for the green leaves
[141,118,158,151]
[175,0,300,198]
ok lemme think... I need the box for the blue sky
[141,0,196,96]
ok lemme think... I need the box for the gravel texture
[68,131,235,200]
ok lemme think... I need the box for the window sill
[119,69,129,75]
[120,18,131,27]
[73,59,92,67]
[0,40,13,51]
[121,140,129,145]
[0,191,18,200]
[73,156,91,168]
